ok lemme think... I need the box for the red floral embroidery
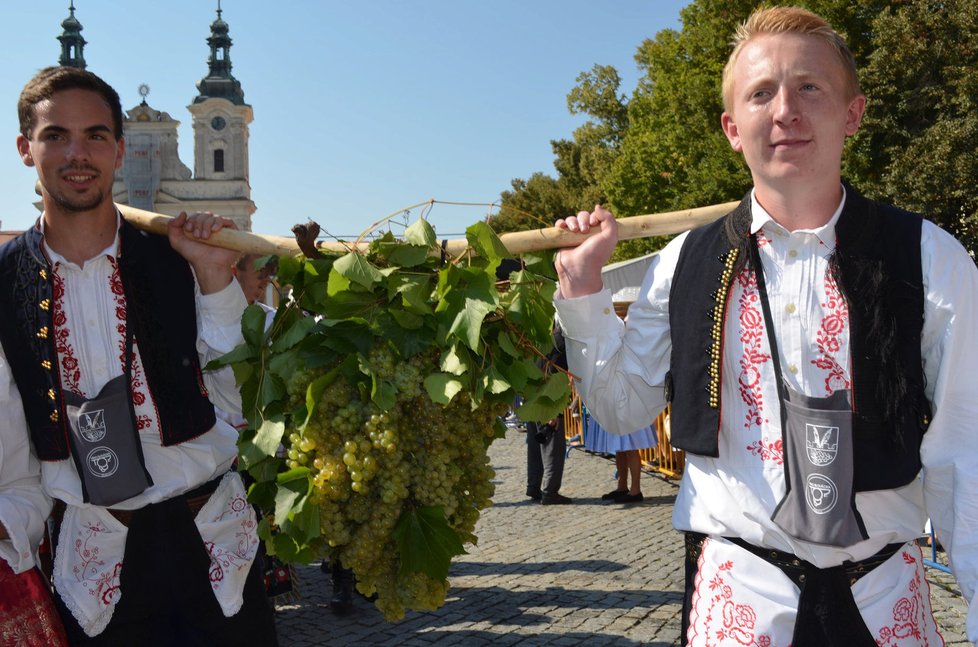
[745,438,784,465]
[735,267,783,465]
[875,550,931,647]
[811,271,850,394]
[107,258,161,434]
[697,557,775,647]
[736,269,770,431]
[204,513,258,590]
[52,269,83,394]
[71,521,123,606]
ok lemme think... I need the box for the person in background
[554,6,978,645]
[583,413,655,504]
[525,323,572,506]
[0,66,277,644]
[232,252,274,308]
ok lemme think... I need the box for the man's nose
[64,138,91,161]
[773,89,801,124]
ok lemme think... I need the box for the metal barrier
[640,405,685,479]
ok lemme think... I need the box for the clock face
[210,116,227,131]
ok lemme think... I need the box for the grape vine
[214,219,569,620]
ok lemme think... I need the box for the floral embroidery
[107,258,161,435]
[735,266,783,465]
[699,559,775,647]
[811,271,850,394]
[736,269,769,430]
[745,438,784,465]
[71,521,123,608]
[875,550,931,647]
[52,268,82,394]
[204,513,258,590]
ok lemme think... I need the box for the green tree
[496,0,978,261]
[845,0,978,252]
[492,65,626,234]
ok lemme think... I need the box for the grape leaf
[387,244,429,268]
[404,217,437,248]
[393,506,466,580]
[334,252,384,288]
[424,373,464,404]
[440,344,471,376]
[253,418,286,457]
[465,221,509,264]
[270,316,319,353]
[241,303,269,350]
[274,467,311,526]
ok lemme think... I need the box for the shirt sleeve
[0,345,53,573]
[553,232,687,436]
[917,220,978,642]
[195,278,248,418]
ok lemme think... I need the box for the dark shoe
[330,565,355,615]
[601,488,628,500]
[614,492,644,504]
[541,493,573,505]
[526,489,542,501]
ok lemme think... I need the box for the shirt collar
[749,185,846,249]
[41,210,122,268]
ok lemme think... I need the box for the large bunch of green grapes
[280,343,505,620]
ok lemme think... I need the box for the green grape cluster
[278,343,505,620]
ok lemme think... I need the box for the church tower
[107,1,256,230]
[57,2,86,69]
[187,2,253,184]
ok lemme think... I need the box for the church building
[56,2,257,231]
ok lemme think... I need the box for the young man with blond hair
[555,6,978,645]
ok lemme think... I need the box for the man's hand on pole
[555,205,619,298]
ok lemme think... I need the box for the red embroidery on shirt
[875,550,932,647]
[736,269,769,429]
[745,438,784,465]
[811,271,850,394]
[695,556,776,647]
[107,258,161,433]
[736,267,783,465]
[52,269,82,394]
[72,521,122,606]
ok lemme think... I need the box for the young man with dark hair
[554,7,978,645]
[0,65,278,644]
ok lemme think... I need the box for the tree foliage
[496,0,978,262]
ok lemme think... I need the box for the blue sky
[1,1,690,239]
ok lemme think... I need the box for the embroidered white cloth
[0,218,257,636]
[688,537,941,646]
[555,189,978,641]
[53,472,258,637]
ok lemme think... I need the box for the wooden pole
[116,200,738,258]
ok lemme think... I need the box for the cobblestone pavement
[274,427,970,646]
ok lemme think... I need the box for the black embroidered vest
[667,187,930,492]
[0,218,217,461]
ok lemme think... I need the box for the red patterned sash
[0,560,68,646]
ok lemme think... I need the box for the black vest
[667,187,930,492]
[0,219,217,461]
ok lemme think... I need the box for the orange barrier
[639,405,685,479]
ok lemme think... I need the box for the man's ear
[16,134,35,167]
[721,112,743,152]
[845,94,867,137]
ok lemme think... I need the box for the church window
[214,148,225,173]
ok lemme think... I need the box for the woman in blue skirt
[583,410,657,503]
